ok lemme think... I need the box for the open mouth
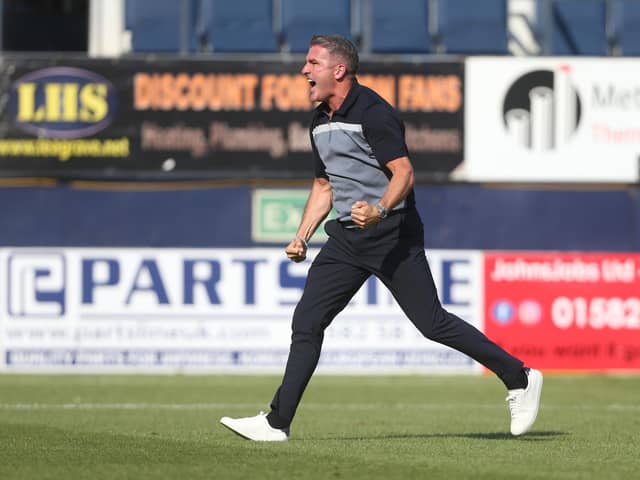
[308,79,316,87]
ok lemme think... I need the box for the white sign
[465,57,640,182]
[0,248,483,373]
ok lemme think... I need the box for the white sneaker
[220,412,288,442]
[506,368,543,436]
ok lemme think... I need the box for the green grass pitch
[0,374,639,479]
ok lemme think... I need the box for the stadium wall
[0,183,638,251]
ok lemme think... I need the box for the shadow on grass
[315,431,568,442]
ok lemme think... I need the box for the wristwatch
[375,203,388,219]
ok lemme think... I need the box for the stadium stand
[2,0,88,51]
[436,0,509,54]
[537,0,609,55]
[200,0,279,52]
[115,0,632,57]
[281,0,354,53]
[127,0,199,52]
[124,0,135,30]
[369,0,431,53]
[612,0,640,55]
[3,1,637,60]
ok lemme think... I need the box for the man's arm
[285,176,333,262]
[350,156,414,228]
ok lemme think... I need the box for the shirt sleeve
[362,103,409,166]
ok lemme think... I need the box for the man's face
[301,45,341,104]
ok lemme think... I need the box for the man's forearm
[296,177,333,241]
[378,158,415,210]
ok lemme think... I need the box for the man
[220,35,542,442]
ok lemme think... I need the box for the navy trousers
[268,209,524,430]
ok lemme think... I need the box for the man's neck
[326,78,354,115]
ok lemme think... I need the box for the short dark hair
[309,35,359,77]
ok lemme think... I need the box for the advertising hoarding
[465,57,640,183]
[4,247,639,373]
[0,247,482,373]
[484,252,640,371]
[0,58,463,181]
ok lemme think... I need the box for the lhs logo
[9,67,117,139]
[8,253,66,317]
[503,67,582,151]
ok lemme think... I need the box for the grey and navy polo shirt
[311,80,416,222]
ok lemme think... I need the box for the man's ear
[334,64,347,80]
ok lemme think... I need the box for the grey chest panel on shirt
[312,121,403,221]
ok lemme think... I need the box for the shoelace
[506,393,522,419]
